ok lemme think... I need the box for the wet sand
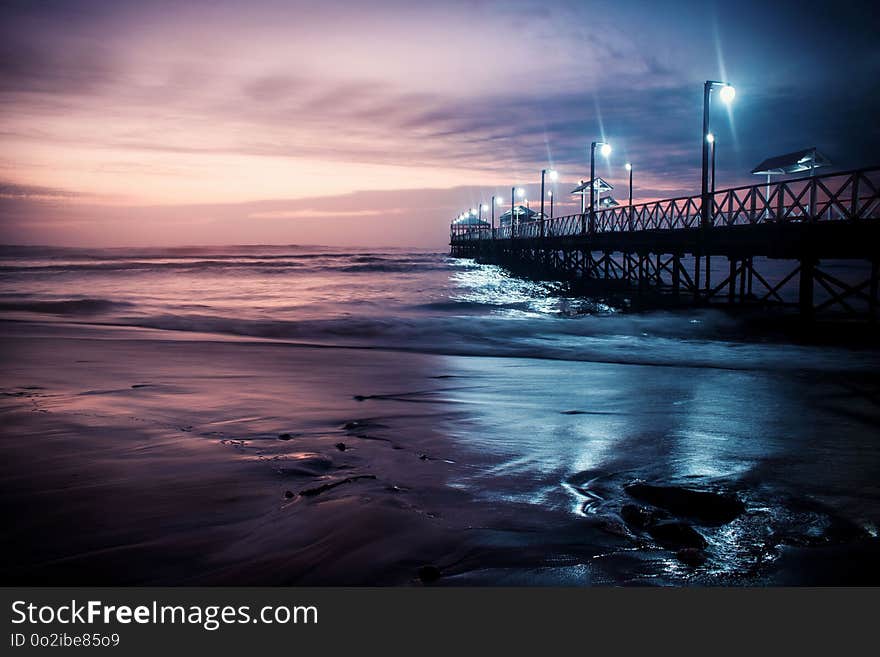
[1,319,879,585]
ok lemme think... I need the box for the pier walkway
[449,166,880,317]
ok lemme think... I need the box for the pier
[450,166,880,318]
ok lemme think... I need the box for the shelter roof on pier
[452,214,489,226]
[751,148,831,176]
[570,177,613,195]
[597,196,620,208]
[498,205,537,221]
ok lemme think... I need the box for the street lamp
[624,162,633,230]
[701,80,735,228]
[706,133,716,193]
[589,141,611,234]
[719,84,736,104]
[548,190,554,220]
[491,196,504,234]
[511,186,525,237]
[540,169,557,238]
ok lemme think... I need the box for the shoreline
[1,321,879,585]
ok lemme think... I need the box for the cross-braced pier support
[450,167,880,319]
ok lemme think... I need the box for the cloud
[0,0,878,246]
[248,208,404,220]
[0,181,81,200]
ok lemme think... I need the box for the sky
[1,0,878,247]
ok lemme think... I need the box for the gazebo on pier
[571,177,614,212]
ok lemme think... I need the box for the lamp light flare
[496,197,504,205]
[719,84,736,104]
[516,187,525,197]
[706,132,715,143]
[600,143,612,157]
[481,204,489,212]
[624,162,632,171]
[548,169,558,181]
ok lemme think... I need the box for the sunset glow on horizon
[1,0,877,247]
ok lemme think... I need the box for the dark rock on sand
[278,433,294,441]
[676,547,708,567]
[283,490,294,499]
[418,454,429,461]
[625,482,744,525]
[335,442,347,452]
[596,519,632,538]
[647,521,708,550]
[620,504,669,530]
[418,565,442,583]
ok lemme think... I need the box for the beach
[1,246,879,585]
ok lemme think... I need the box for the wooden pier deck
[450,167,880,317]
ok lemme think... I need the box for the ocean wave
[0,298,135,315]
[0,256,447,275]
[70,310,879,373]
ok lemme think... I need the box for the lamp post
[589,141,612,234]
[707,133,716,193]
[701,81,735,228]
[510,187,525,237]
[624,162,633,231]
[491,195,502,236]
[540,169,557,239]
[548,191,554,220]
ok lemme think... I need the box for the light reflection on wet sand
[1,322,879,585]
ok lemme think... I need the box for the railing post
[809,176,817,222]
[777,183,785,221]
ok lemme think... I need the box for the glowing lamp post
[701,81,734,228]
[491,195,503,235]
[624,162,633,230]
[588,141,612,234]
[511,186,525,237]
[540,168,558,238]
[706,133,717,193]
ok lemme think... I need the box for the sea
[0,244,878,585]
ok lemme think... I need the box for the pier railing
[450,166,880,241]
